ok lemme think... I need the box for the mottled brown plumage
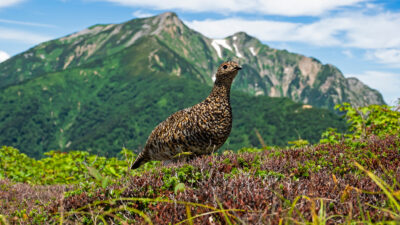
[131,61,241,169]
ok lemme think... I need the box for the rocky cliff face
[0,12,385,108]
[219,32,385,108]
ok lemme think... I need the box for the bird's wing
[144,107,215,159]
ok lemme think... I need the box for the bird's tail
[131,151,149,170]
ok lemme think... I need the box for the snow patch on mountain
[211,39,232,58]
[249,47,256,56]
[233,43,242,58]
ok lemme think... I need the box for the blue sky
[0,0,399,104]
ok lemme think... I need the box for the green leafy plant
[321,103,400,144]
[320,128,343,144]
[288,139,309,148]
[337,103,400,139]
[0,146,133,185]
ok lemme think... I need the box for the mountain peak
[152,12,181,25]
[157,11,178,18]
[227,31,261,47]
[149,11,185,35]
[232,31,251,38]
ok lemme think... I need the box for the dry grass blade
[59,213,63,225]
[354,162,400,213]
[62,197,245,224]
[103,206,153,225]
[318,199,326,224]
[366,203,400,219]
[254,128,266,148]
[63,201,153,224]
[173,152,194,159]
[216,197,234,225]
[287,196,302,220]
[97,215,108,225]
[302,196,318,224]
[394,191,400,201]
[186,205,193,225]
[175,209,245,225]
[0,215,9,225]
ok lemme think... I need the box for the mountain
[0,12,384,108]
[0,13,384,109]
[0,12,357,157]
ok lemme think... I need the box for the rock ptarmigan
[131,61,241,169]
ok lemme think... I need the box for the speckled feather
[131,61,241,169]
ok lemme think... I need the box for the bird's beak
[235,66,242,70]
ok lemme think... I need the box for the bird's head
[215,61,242,85]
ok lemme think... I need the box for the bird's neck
[207,81,232,103]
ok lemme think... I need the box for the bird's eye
[223,65,227,69]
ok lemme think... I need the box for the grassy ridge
[0,104,399,224]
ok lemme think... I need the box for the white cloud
[335,12,400,49]
[0,19,56,28]
[0,0,24,8]
[0,27,52,44]
[0,50,10,63]
[102,0,366,16]
[342,50,353,58]
[186,11,400,49]
[347,71,400,104]
[185,17,344,46]
[185,18,299,41]
[366,49,400,68]
[250,0,367,16]
[132,10,154,18]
